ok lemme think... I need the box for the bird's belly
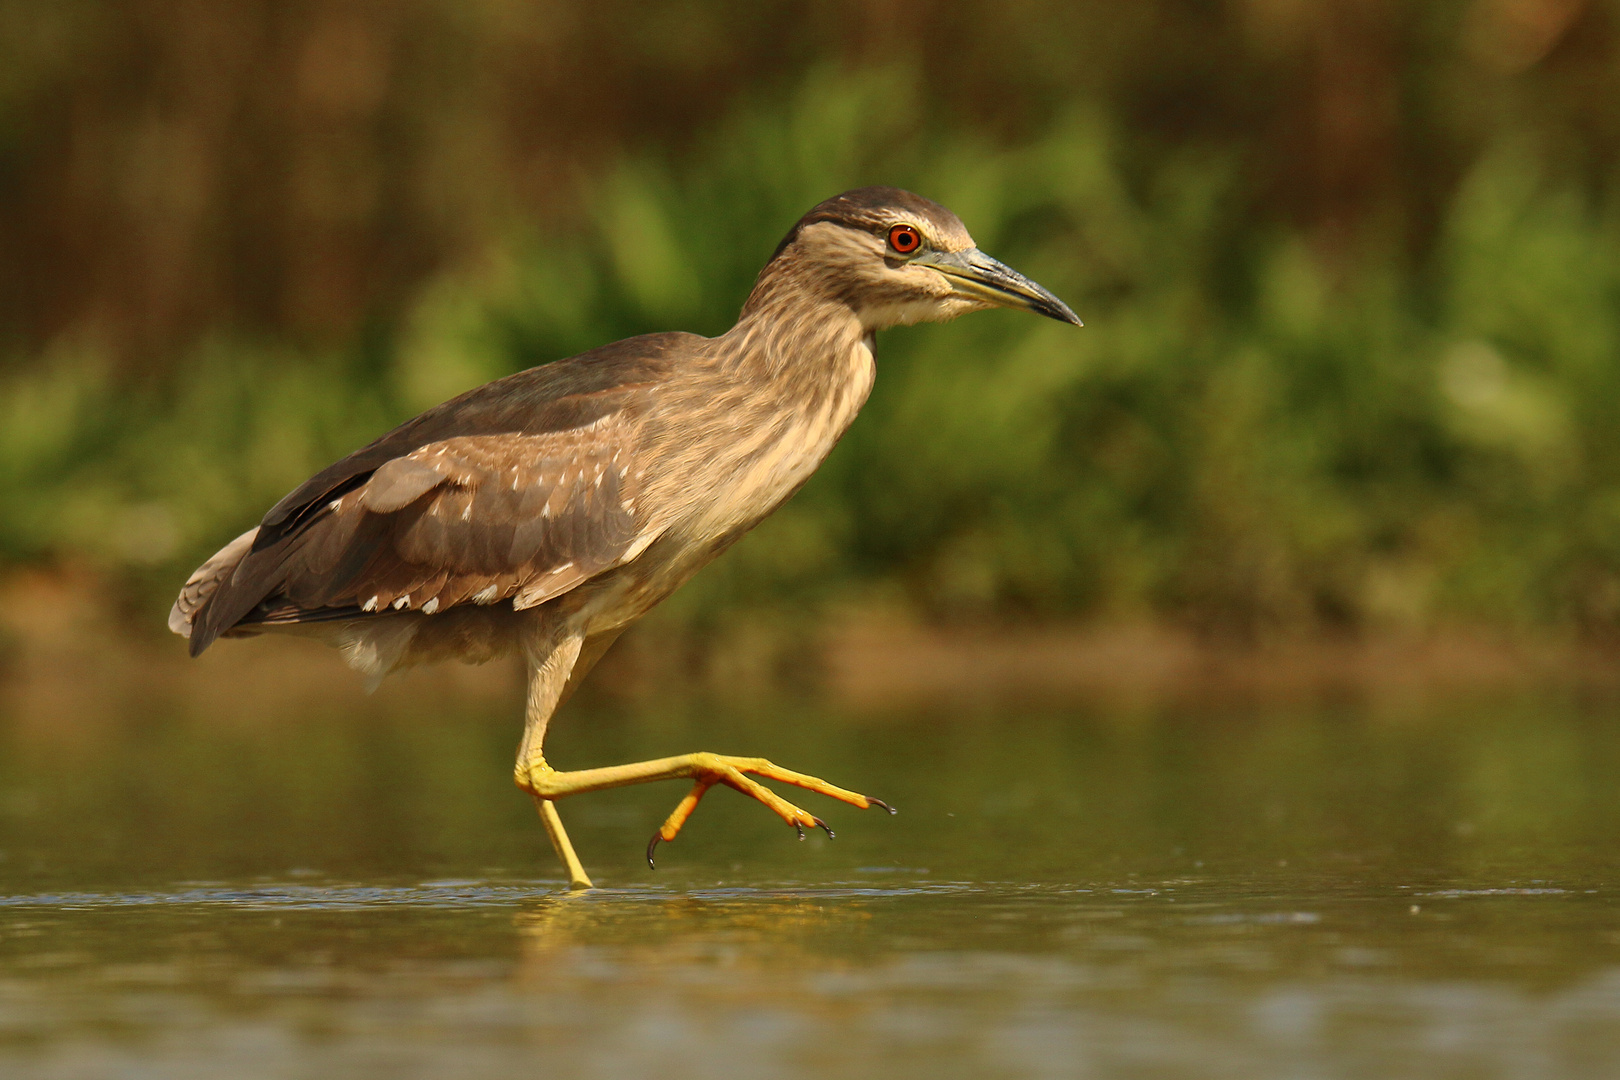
[568,529,735,635]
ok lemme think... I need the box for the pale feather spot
[421,597,439,615]
[392,595,410,610]
[362,595,379,612]
[621,531,658,561]
[471,584,500,604]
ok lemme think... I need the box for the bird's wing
[190,408,653,653]
[275,412,650,617]
[184,334,693,655]
[254,335,681,550]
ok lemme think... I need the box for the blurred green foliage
[4,1,1620,638]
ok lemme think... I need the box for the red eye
[888,224,921,254]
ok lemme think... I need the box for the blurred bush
[3,1,1620,639]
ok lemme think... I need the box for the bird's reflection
[513,890,878,977]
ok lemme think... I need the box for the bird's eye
[887,224,922,254]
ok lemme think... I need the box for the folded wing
[182,407,653,654]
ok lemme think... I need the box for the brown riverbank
[3,567,1618,733]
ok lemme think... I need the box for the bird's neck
[648,266,876,551]
[723,269,869,382]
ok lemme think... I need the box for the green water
[2,683,1618,1077]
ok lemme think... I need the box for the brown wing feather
[335,421,644,615]
[168,527,258,638]
[231,414,647,637]
[185,333,691,655]
[254,333,683,546]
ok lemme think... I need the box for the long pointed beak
[914,248,1082,326]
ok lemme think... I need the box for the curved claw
[867,797,897,814]
[814,817,835,839]
[795,823,806,841]
[646,832,662,869]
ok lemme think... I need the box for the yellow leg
[517,752,895,867]
[534,797,593,889]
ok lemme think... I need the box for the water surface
[2,683,1617,1077]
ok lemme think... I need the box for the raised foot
[515,750,894,868]
[646,752,893,868]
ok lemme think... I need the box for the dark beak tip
[1041,301,1083,327]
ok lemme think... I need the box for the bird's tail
[168,527,259,639]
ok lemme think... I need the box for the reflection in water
[1,691,1619,1076]
[516,890,879,955]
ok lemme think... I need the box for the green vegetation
[5,12,1620,638]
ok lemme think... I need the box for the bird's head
[755,186,1081,333]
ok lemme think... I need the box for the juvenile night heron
[171,187,1081,888]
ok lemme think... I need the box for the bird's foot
[645,753,894,867]
[515,751,893,868]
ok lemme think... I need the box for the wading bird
[170,188,1081,888]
